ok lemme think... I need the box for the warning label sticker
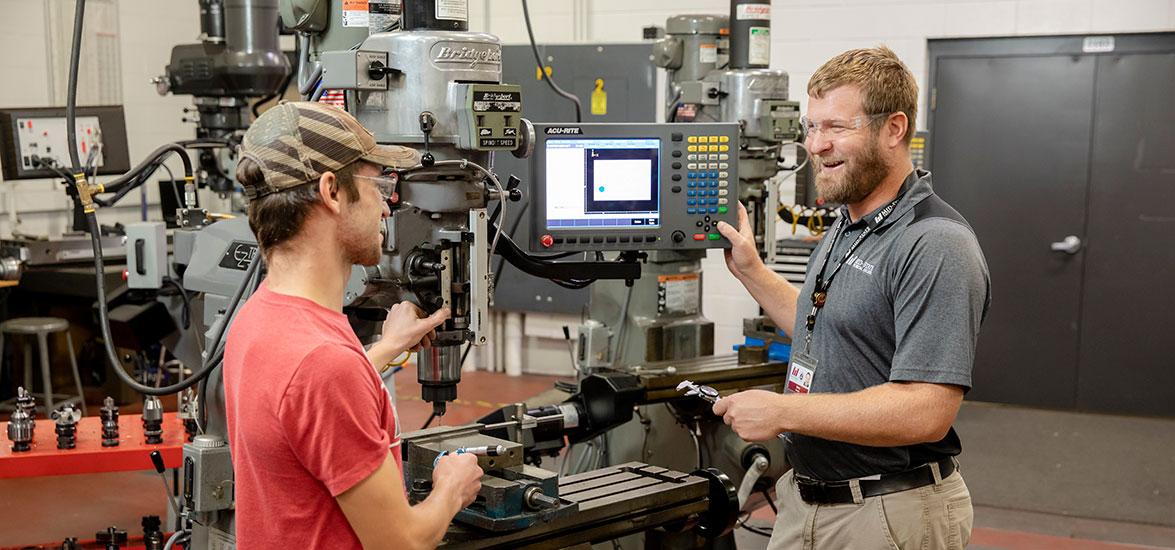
[342,0,369,27]
[735,3,771,20]
[436,0,468,21]
[699,43,718,63]
[657,273,700,315]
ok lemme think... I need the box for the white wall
[0,0,214,238]
[2,1,1170,372]
[469,0,1175,369]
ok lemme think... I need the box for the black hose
[87,213,221,395]
[65,0,86,172]
[101,143,193,194]
[93,159,165,207]
[521,0,582,122]
[65,0,234,398]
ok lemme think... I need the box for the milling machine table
[440,462,712,549]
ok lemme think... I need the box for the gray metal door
[1077,51,1175,416]
[930,54,1095,408]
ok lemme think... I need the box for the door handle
[1050,235,1082,255]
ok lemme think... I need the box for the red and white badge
[785,352,817,394]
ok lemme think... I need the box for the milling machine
[559,3,803,545]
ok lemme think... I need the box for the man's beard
[341,222,384,266]
[815,132,889,205]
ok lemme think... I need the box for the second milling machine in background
[560,2,803,540]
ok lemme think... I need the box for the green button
[718,206,728,214]
[708,233,721,240]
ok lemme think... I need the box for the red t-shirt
[224,284,402,549]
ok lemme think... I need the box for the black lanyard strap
[802,195,903,351]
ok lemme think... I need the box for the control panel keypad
[682,133,732,240]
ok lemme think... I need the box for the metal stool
[0,317,86,415]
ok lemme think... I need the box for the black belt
[796,458,956,505]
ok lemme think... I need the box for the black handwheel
[691,467,739,539]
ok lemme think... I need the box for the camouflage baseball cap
[239,101,421,199]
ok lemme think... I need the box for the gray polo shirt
[786,169,991,481]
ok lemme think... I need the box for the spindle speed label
[472,90,521,113]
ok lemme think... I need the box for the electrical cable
[521,0,582,122]
[738,518,773,538]
[159,163,184,215]
[773,140,811,199]
[84,138,103,182]
[459,342,472,369]
[559,442,576,476]
[253,70,294,118]
[665,89,682,121]
[608,284,633,368]
[664,403,703,470]
[33,157,75,183]
[198,256,264,428]
[161,276,193,330]
[162,529,185,550]
[761,488,778,514]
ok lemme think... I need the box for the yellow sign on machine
[591,79,607,116]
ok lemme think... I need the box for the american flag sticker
[319,90,347,110]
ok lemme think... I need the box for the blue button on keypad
[708,207,718,214]
[687,208,697,214]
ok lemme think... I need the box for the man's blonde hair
[808,45,918,145]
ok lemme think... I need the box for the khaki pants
[766,464,973,550]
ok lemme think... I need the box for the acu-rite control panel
[529,122,740,252]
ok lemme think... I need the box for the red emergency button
[540,234,554,248]
[693,233,705,241]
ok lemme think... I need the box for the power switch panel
[0,105,130,180]
[125,222,167,290]
[320,50,391,91]
[183,435,234,513]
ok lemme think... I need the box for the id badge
[786,351,818,394]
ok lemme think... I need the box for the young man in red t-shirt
[224,102,483,549]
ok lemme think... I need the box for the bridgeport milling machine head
[653,0,802,262]
[287,0,533,417]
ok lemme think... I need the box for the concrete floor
[2,366,1174,549]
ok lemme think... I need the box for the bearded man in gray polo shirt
[713,46,991,549]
